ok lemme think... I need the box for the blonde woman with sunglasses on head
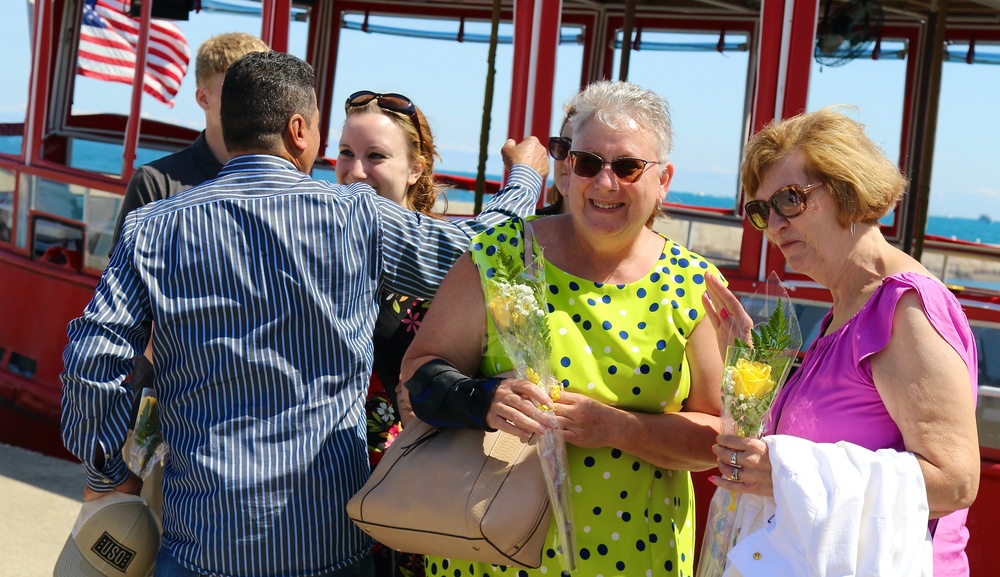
[336,90,548,577]
[702,107,979,576]
[397,80,725,577]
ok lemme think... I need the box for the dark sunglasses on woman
[346,90,424,153]
[547,136,571,160]
[569,150,658,184]
[744,182,824,230]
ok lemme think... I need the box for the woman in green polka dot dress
[398,80,724,577]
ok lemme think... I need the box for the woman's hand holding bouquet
[695,272,802,577]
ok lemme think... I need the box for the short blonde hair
[195,32,270,88]
[741,107,908,227]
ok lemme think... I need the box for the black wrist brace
[404,359,500,430]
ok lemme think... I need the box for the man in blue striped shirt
[61,51,545,577]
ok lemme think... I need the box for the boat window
[974,325,1000,450]
[328,14,517,191]
[612,29,751,207]
[611,28,751,267]
[57,0,278,177]
[929,41,1000,247]
[0,167,13,245]
[550,25,586,149]
[807,37,908,233]
[20,174,118,271]
[0,2,31,157]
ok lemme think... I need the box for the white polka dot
[568,298,575,305]
[647,571,654,577]
[662,298,670,304]
[603,471,611,479]
[660,400,667,407]
[634,367,642,375]
[539,567,548,574]
[616,510,623,518]
[584,346,592,354]
[631,346,640,353]
[558,327,567,335]
[604,346,611,353]
[611,532,620,541]
[670,539,676,548]
[496,362,502,371]
[620,309,627,316]
[584,525,591,533]
[587,382,596,390]
[575,485,583,492]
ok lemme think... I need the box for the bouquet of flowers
[481,239,577,574]
[696,273,801,577]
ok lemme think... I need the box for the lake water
[7,136,998,247]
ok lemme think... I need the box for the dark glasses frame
[744,182,824,230]
[346,90,424,154]
[547,136,571,161]
[568,150,659,184]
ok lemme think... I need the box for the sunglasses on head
[346,90,424,153]
[547,136,571,161]
[744,182,824,230]
[569,150,658,184]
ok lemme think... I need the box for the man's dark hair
[221,51,316,152]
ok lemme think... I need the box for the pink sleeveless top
[768,272,978,576]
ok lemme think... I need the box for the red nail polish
[720,308,730,319]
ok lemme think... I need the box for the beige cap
[54,492,160,577]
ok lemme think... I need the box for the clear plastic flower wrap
[696,273,802,577]
[481,245,577,574]
[128,387,168,479]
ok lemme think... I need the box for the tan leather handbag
[346,418,552,568]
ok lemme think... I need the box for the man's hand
[83,471,143,502]
[501,137,549,180]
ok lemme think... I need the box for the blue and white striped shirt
[60,155,541,577]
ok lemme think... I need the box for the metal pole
[618,0,636,80]
[908,0,948,260]
[474,0,502,214]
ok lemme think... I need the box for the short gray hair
[569,80,673,163]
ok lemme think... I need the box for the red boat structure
[2,0,999,573]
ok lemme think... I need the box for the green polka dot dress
[425,217,720,577]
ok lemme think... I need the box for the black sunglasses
[569,150,658,184]
[744,182,824,230]
[346,90,424,154]
[547,136,571,161]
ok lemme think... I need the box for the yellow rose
[489,296,511,331]
[732,358,775,398]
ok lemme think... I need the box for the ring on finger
[730,451,739,467]
[732,467,740,482]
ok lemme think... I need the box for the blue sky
[3,4,999,220]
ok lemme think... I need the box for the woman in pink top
[703,107,980,575]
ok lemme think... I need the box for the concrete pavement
[0,444,84,576]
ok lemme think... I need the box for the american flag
[78,0,190,107]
